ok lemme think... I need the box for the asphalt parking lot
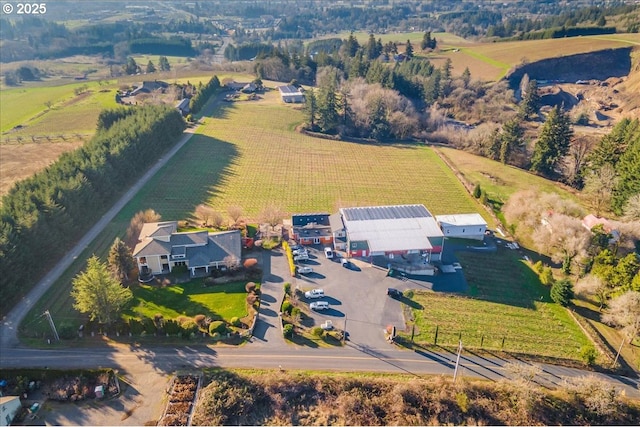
[293,246,416,349]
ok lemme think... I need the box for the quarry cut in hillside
[507,47,640,124]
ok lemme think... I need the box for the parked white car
[324,247,334,259]
[310,301,329,311]
[305,288,324,299]
[294,253,310,262]
[292,247,308,256]
[297,266,313,275]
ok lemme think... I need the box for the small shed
[0,396,22,426]
[436,213,487,240]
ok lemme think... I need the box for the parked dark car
[387,288,403,298]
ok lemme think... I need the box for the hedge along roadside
[0,105,186,317]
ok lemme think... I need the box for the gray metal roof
[341,204,432,221]
[340,205,442,253]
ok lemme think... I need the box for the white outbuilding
[436,213,487,240]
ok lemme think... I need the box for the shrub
[540,266,554,286]
[473,183,482,198]
[164,319,181,335]
[180,320,199,338]
[404,289,414,299]
[291,307,301,318]
[283,323,294,338]
[533,260,544,273]
[551,279,574,306]
[282,300,293,315]
[142,317,157,333]
[209,321,227,335]
[246,293,258,305]
[579,345,598,366]
[284,282,291,296]
[128,318,144,335]
[245,282,257,293]
[311,327,324,337]
[230,317,242,327]
[153,313,164,329]
[58,321,77,340]
[194,314,208,328]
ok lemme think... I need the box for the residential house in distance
[291,213,333,246]
[132,221,241,278]
[175,98,190,116]
[277,85,305,103]
[0,396,21,426]
[582,214,620,244]
[436,213,487,240]
[130,80,169,96]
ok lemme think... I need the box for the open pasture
[434,146,582,207]
[406,249,590,361]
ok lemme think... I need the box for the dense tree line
[0,105,186,316]
[510,26,616,41]
[189,75,221,114]
[129,37,196,56]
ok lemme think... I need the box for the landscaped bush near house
[311,327,324,337]
[246,293,258,306]
[245,282,258,293]
[230,317,242,327]
[261,238,281,250]
[164,319,181,335]
[209,321,226,335]
[180,319,199,338]
[284,282,291,296]
[283,324,294,338]
[194,314,208,328]
[127,318,144,335]
[142,317,157,334]
[282,300,293,315]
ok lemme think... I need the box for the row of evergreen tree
[189,75,221,114]
[0,105,186,316]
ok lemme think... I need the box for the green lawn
[403,248,591,361]
[128,280,248,321]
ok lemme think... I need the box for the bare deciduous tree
[227,205,244,227]
[532,213,590,271]
[563,375,621,417]
[563,135,593,187]
[125,209,161,248]
[195,204,219,227]
[602,291,640,343]
[622,194,640,221]
[260,205,285,227]
[582,165,617,216]
[574,274,609,310]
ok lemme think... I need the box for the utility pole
[453,340,463,382]
[44,310,60,342]
[342,314,347,344]
[612,339,625,368]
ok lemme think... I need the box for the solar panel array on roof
[278,85,299,94]
[342,205,431,221]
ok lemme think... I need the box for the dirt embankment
[507,47,640,124]
[506,47,633,86]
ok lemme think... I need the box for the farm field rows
[405,249,590,361]
[200,89,489,220]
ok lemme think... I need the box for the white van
[310,301,329,311]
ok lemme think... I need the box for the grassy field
[403,248,591,361]
[434,146,583,209]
